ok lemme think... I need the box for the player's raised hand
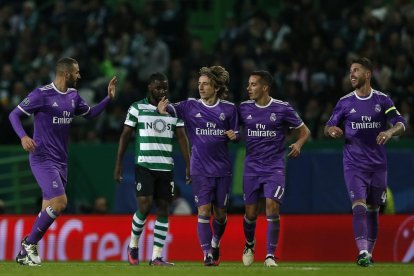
[328,126,343,138]
[21,136,36,152]
[157,96,169,114]
[287,143,301,158]
[107,76,117,99]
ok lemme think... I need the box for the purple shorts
[190,175,231,208]
[344,168,387,205]
[30,158,67,200]
[243,172,285,205]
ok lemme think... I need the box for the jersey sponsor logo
[52,102,59,107]
[136,182,142,191]
[53,111,73,124]
[350,108,356,113]
[246,114,252,120]
[375,104,381,112]
[196,122,226,136]
[247,123,277,137]
[21,98,30,106]
[145,119,172,133]
[219,113,226,121]
[195,113,202,118]
[351,116,381,130]
[270,113,276,122]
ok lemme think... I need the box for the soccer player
[325,57,406,266]
[239,71,310,267]
[114,72,190,266]
[158,66,239,266]
[9,57,117,266]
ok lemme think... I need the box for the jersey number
[381,191,387,203]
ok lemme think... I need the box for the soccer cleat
[21,237,41,264]
[242,241,255,266]
[204,255,216,266]
[127,246,139,265]
[356,252,372,267]
[211,246,220,265]
[16,252,40,266]
[264,255,278,267]
[149,257,175,266]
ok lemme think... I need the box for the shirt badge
[219,113,226,121]
[375,104,381,112]
[270,113,276,121]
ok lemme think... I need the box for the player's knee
[245,212,257,222]
[352,202,367,215]
[52,202,66,214]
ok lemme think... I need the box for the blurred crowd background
[1,0,414,145]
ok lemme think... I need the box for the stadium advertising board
[0,215,413,262]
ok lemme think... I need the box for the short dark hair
[249,70,274,87]
[352,57,373,72]
[56,57,78,72]
[149,72,168,83]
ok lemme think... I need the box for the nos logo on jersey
[146,119,172,133]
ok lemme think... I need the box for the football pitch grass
[1,262,413,276]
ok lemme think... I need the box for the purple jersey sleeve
[383,96,406,128]
[326,100,345,127]
[17,89,44,115]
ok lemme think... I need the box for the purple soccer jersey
[327,89,406,171]
[239,98,304,175]
[168,98,239,176]
[17,83,90,164]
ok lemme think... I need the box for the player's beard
[351,77,366,89]
[66,75,78,88]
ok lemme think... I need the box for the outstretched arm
[9,107,36,152]
[114,125,133,183]
[288,124,311,158]
[176,127,191,184]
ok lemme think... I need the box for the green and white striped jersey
[125,98,184,171]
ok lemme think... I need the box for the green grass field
[0,262,413,276]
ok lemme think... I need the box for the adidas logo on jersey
[195,113,202,117]
[52,102,59,107]
[350,108,356,113]
[246,115,252,119]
